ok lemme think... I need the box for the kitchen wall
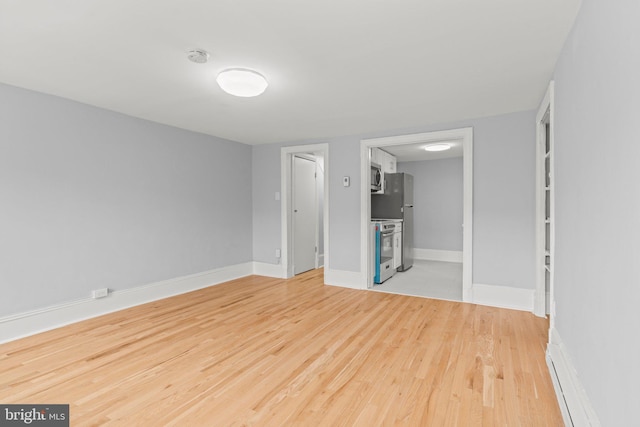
[0,83,253,317]
[252,110,536,291]
[398,157,463,252]
[552,0,640,423]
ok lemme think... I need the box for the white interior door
[293,156,317,275]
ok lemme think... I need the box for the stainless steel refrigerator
[371,173,414,271]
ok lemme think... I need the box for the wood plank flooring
[0,269,563,426]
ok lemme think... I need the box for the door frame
[534,81,555,319]
[281,144,329,279]
[360,127,473,301]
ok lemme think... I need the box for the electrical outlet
[275,248,281,258]
[92,288,109,299]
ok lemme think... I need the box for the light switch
[343,176,350,187]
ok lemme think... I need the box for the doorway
[360,127,474,302]
[281,144,329,279]
[293,155,319,275]
[373,154,464,301]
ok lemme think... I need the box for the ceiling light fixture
[216,68,268,97]
[424,143,451,152]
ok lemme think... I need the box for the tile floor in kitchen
[372,259,462,302]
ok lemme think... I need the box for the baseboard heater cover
[546,329,601,426]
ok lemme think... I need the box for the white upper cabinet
[370,147,381,166]
[370,148,397,193]
[371,148,396,173]
[382,150,396,174]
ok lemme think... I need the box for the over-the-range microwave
[371,163,382,192]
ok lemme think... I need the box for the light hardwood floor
[0,269,563,426]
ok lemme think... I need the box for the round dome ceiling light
[187,49,210,64]
[216,68,268,97]
[424,143,451,152]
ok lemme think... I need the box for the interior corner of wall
[324,268,366,290]
[546,327,602,427]
[252,261,287,278]
[471,283,534,312]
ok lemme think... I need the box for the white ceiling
[383,140,463,162]
[0,0,581,146]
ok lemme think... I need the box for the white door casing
[360,127,473,299]
[281,144,329,280]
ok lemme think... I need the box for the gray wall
[398,158,464,252]
[251,136,362,271]
[0,83,253,317]
[472,111,536,289]
[553,0,640,424]
[252,110,536,291]
[326,137,361,271]
[252,143,284,264]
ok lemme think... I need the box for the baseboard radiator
[546,329,601,426]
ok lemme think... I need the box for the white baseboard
[324,268,366,290]
[547,328,601,426]
[0,262,254,344]
[414,248,463,263]
[472,283,534,312]
[252,261,287,278]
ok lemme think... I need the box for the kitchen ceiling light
[424,143,451,152]
[216,68,268,97]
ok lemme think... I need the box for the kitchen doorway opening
[360,128,473,302]
[281,144,329,279]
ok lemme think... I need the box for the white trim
[547,328,602,426]
[360,127,473,299]
[413,248,463,263]
[462,132,473,302]
[315,158,326,269]
[0,262,253,344]
[281,144,329,279]
[252,262,287,278]
[535,81,555,318]
[472,283,534,312]
[324,268,367,290]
